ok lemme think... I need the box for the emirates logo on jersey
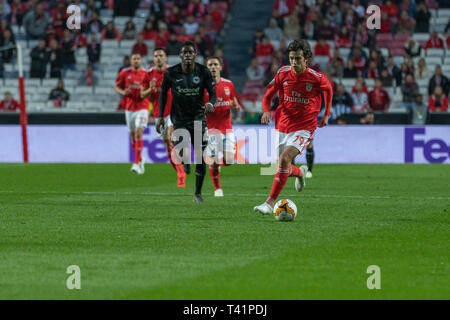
[306,83,313,91]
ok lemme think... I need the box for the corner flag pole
[16,44,29,163]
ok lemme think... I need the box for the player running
[204,56,241,197]
[157,41,216,203]
[254,39,332,215]
[141,47,186,187]
[114,52,150,175]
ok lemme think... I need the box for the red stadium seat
[394,34,411,43]
[376,34,393,43]
[389,48,406,57]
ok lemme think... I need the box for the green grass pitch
[0,163,448,299]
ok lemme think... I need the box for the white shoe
[305,170,312,178]
[295,165,308,192]
[139,156,146,174]
[131,163,140,174]
[214,189,224,197]
[254,202,273,215]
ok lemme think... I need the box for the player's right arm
[157,70,171,133]
[114,71,130,96]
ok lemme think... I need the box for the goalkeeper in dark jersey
[157,41,216,203]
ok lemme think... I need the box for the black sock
[306,147,314,172]
[195,163,206,195]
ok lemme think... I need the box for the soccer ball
[273,199,297,221]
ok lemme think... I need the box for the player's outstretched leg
[306,142,314,178]
[254,146,302,215]
[166,141,186,187]
[193,163,206,203]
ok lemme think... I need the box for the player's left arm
[318,74,333,128]
[203,68,216,114]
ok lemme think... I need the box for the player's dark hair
[287,39,312,61]
[153,47,167,55]
[131,52,142,57]
[180,41,197,52]
[206,56,223,66]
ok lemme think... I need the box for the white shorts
[125,109,149,133]
[206,132,236,158]
[276,130,314,157]
[157,115,173,140]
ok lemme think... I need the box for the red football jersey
[270,65,332,133]
[204,78,236,134]
[146,66,172,118]
[115,67,149,111]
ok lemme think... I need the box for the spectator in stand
[426,32,444,49]
[201,14,218,39]
[404,39,421,58]
[22,3,51,40]
[326,5,342,28]
[364,60,381,79]
[335,26,352,48]
[401,74,419,110]
[314,39,331,56]
[86,11,104,36]
[73,29,88,49]
[351,48,366,74]
[85,0,98,20]
[177,26,192,43]
[381,0,399,18]
[213,47,230,78]
[414,2,431,33]
[397,10,415,34]
[265,60,279,86]
[273,0,296,18]
[246,57,265,81]
[396,62,412,86]
[61,29,76,75]
[122,20,136,40]
[428,65,450,96]
[87,32,101,68]
[415,58,431,80]
[410,94,427,125]
[150,0,165,22]
[118,55,130,73]
[209,3,224,32]
[183,15,199,35]
[330,84,353,122]
[78,64,98,86]
[445,30,450,48]
[428,86,449,112]
[301,21,314,40]
[30,39,49,79]
[52,11,65,40]
[351,82,369,114]
[48,39,63,78]
[167,5,182,30]
[367,50,384,69]
[154,23,170,48]
[369,78,390,113]
[385,56,400,80]
[400,0,417,18]
[380,69,393,87]
[101,21,121,41]
[343,59,358,78]
[0,91,19,111]
[0,29,15,63]
[141,21,157,41]
[48,79,70,107]
[354,22,369,47]
[256,36,275,58]
[326,58,344,79]
[193,33,207,57]
[351,0,365,19]
[283,14,300,41]
[264,18,283,42]
[380,11,391,34]
[132,35,148,57]
[188,0,206,19]
[352,77,369,94]
[315,18,335,41]
[10,0,27,28]
[166,33,182,55]
[250,29,265,55]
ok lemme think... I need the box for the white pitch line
[0,190,448,201]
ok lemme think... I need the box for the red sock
[134,139,143,164]
[166,144,184,175]
[266,166,290,205]
[209,164,221,190]
[289,165,303,177]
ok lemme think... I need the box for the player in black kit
[158,41,216,203]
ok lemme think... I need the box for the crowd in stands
[243,0,450,125]
[0,0,231,112]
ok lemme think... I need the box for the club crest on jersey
[283,81,288,86]
[224,87,230,95]
[193,76,200,84]
[306,82,313,91]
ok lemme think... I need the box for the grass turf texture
[0,163,448,299]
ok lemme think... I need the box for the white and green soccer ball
[273,199,297,221]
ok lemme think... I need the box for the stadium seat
[365,79,375,89]
[394,34,411,43]
[417,79,429,88]
[340,78,355,87]
[102,41,120,49]
[393,56,405,65]
[412,33,430,42]
[376,34,393,43]
[379,48,389,58]
[168,55,181,65]
[95,87,113,95]
[120,40,135,49]
[75,86,94,95]
[426,48,445,57]
[338,48,351,58]
[42,79,59,88]
[425,56,443,66]
[271,40,280,51]
[66,101,85,109]
[85,101,102,110]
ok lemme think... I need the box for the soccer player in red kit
[141,47,186,187]
[254,39,333,215]
[114,52,150,175]
[204,56,241,197]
